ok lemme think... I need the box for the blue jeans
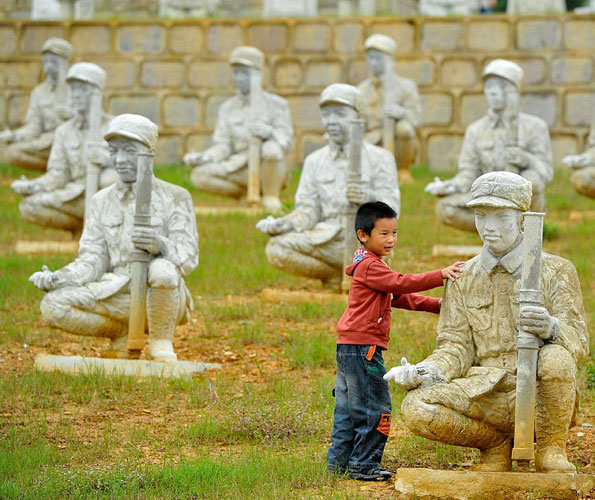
[327,344,392,473]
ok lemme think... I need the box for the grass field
[0,162,593,499]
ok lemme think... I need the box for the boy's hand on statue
[183,151,209,167]
[346,183,367,205]
[255,215,293,235]
[442,261,465,282]
[132,227,163,255]
[0,129,14,143]
[29,265,63,291]
[383,357,424,389]
[250,121,272,140]
[506,146,529,168]
[520,305,559,340]
[383,103,406,120]
[424,177,457,196]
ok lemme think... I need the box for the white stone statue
[507,0,565,14]
[386,171,589,473]
[357,34,421,181]
[32,0,95,19]
[425,59,553,233]
[29,114,199,362]
[184,46,293,212]
[562,122,595,199]
[158,0,220,17]
[11,62,116,236]
[256,84,400,286]
[0,38,72,171]
[262,0,317,17]
[418,0,475,15]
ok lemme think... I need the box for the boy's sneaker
[348,467,392,481]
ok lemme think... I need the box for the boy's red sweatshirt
[336,249,444,349]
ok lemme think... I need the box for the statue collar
[479,237,523,275]
[328,141,349,161]
[115,181,136,200]
[486,109,506,129]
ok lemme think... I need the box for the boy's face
[357,217,398,257]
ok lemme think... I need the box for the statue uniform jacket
[423,242,589,401]
[57,177,199,307]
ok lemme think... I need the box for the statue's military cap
[41,37,73,59]
[229,46,264,70]
[105,114,159,152]
[467,171,532,212]
[364,34,396,55]
[66,62,106,90]
[482,59,524,88]
[319,83,363,113]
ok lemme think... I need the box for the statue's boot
[261,158,286,213]
[535,380,576,473]
[395,136,417,184]
[104,334,129,359]
[473,439,512,472]
[146,287,179,362]
[266,242,340,282]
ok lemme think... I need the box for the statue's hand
[562,153,594,170]
[28,265,64,291]
[383,357,424,389]
[424,177,457,196]
[132,227,163,255]
[11,176,42,196]
[0,129,14,143]
[56,104,72,121]
[520,305,559,340]
[506,146,530,169]
[250,120,272,141]
[255,215,293,235]
[346,183,367,205]
[86,141,110,167]
[383,103,406,120]
[183,151,210,167]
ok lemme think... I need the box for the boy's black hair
[355,201,397,242]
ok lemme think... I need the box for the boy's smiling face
[357,217,398,257]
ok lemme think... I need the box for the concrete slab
[261,287,346,304]
[34,354,221,379]
[394,468,595,500]
[568,210,595,223]
[15,240,78,254]
[432,244,482,258]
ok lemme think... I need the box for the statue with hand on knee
[357,34,421,181]
[29,114,199,362]
[0,38,72,171]
[184,46,293,212]
[562,121,595,199]
[256,83,400,286]
[386,171,589,473]
[11,62,116,235]
[425,59,553,232]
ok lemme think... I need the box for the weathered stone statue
[357,34,421,181]
[0,38,72,171]
[425,59,553,232]
[418,0,475,15]
[563,122,595,199]
[29,114,199,362]
[386,171,589,473]
[262,0,317,16]
[11,62,116,235]
[256,84,400,286]
[507,0,565,14]
[158,0,219,17]
[184,46,293,212]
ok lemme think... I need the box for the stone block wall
[0,14,593,168]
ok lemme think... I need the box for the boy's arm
[392,293,441,314]
[363,259,444,294]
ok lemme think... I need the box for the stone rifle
[247,69,263,206]
[341,119,366,293]
[512,211,545,462]
[505,87,520,174]
[83,87,103,219]
[127,152,154,358]
[382,57,395,157]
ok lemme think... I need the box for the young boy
[327,201,464,481]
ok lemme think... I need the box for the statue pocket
[466,295,493,331]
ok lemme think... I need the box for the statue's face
[69,80,95,113]
[475,206,522,256]
[42,52,63,80]
[108,137,150,184]
[484,76,511,113]
[366,49,386,78]
[321,104,358,146]
[232,65,252,95]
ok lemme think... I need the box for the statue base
[431,244,482,258]
[15,240,78,254]
[34,354,221,379]
[394,468,595,500]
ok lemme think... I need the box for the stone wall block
[141,61,184,88]
[394,59,435,86]
[163,95,200,127]
[521,93,556,127]
[8,93,28,127]
[0,96,4,127]
[460,93,487,127]
[98,61,137,89]
[552,58,592,85]
[468,21,509,51]
[294,23,330,53]
[563,20,595,50]
[71,25,111,54]
[510,57,546,86]
[118,25,164,53]
[170,25,203,54]
[441,59,476,87]
[347,59,367,86]
[286,95,321,128]
[0,62,41,88]
[427,133,464,173]
[274,60,303,88]
[0,26,16,55]
[205,93,233,128]
[207,23,243,54]
[564,92,595,127]
[369,21,415,53]
[155,135,181,165]
[109,95,159,123]
[419,93,452,126]
[305,60,342,88]
[248,23,288,53]
[422,22,465,52]
[516,20,561,50]
[21,25,65,53]
[188,61,230,88]
[551,135,578,169]
[334,22,364,54]
[187,132,212,154]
